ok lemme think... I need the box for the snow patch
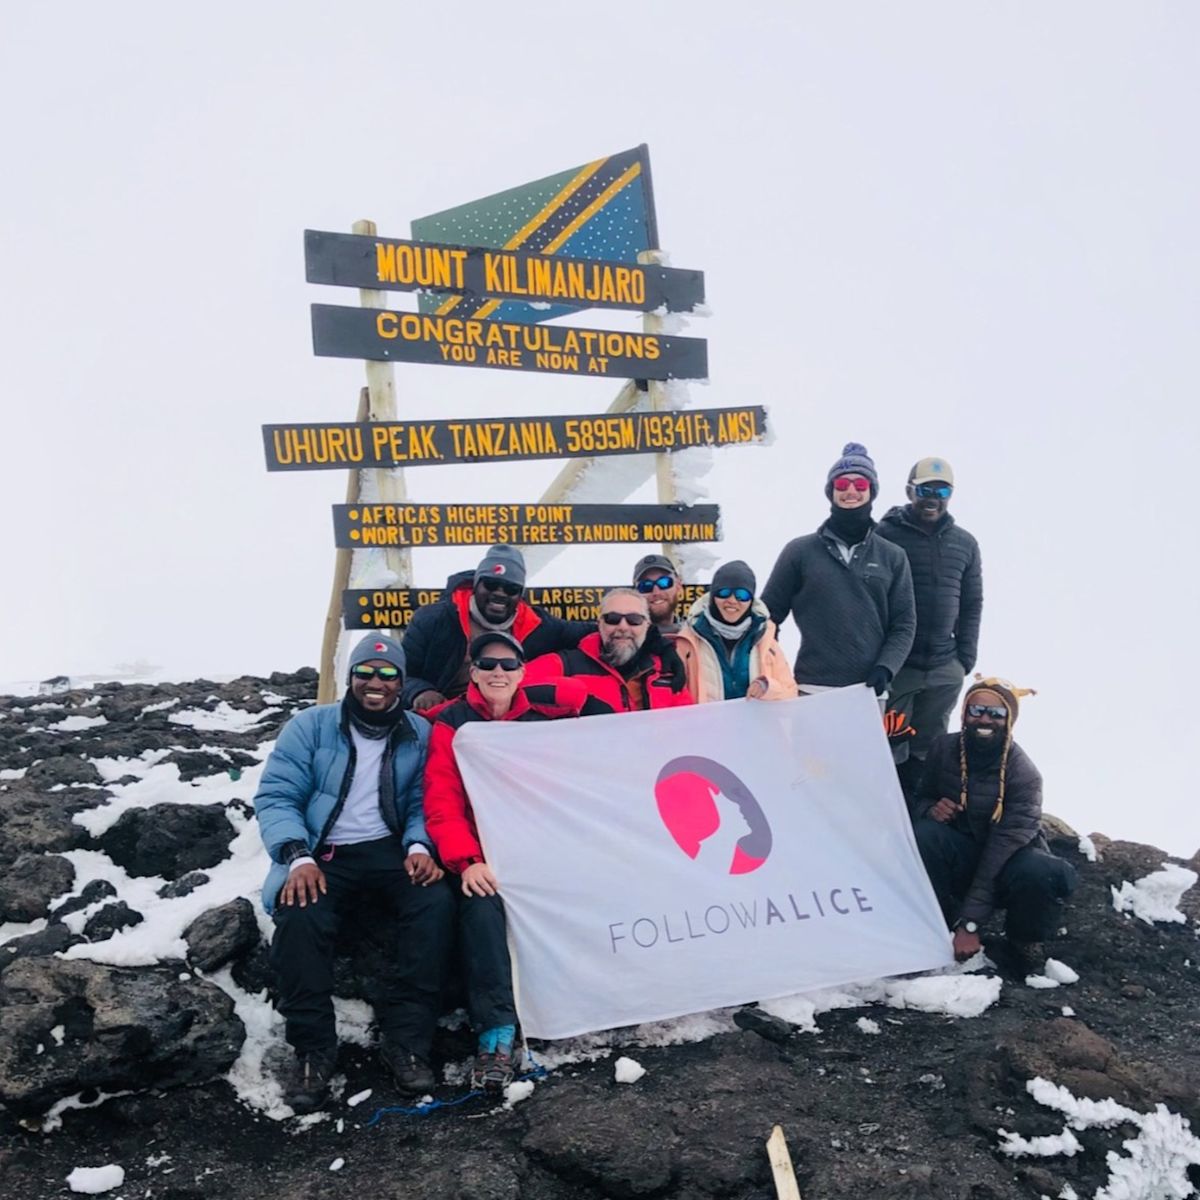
[997,1126,1082,1158]
[614,1056,647,1084]
[329,1157,345,1172]
[346,1088,372,1108]
[65,1164,125,1193]
[50,714,108,732]
[1111,864,1197,925]
[169,702,280,732]
[0,766,27,779]
[856,1017,881,1034]
[883,974,1002,1018]
[1078,834,1098,862]
[504,1079,536,1107]
[1044,959,1079,985]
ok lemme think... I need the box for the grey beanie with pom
[825,442,879,499]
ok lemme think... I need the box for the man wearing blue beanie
[254,633,454,1113]
[762,442,917,696]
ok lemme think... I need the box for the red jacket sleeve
[422,720,483,874]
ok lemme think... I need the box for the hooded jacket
[399,571,592,708]
[523,631,695,714]
[761,521,917,687]
[876,506,983,672]
[423,680,592,873]
[254,702,430,914]
[912,731,1046,923]
[673,595,797,703]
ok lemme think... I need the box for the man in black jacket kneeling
[911,676,1076,977]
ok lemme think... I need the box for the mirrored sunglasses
[478,577,522,597]
[350,664,401,680]
[714,586,753,602]
[833,476,871,492]
[473,656,523,672]
[965,704,1007,719]
[636,575,676,593]
[914,482,953,499]
[601,611,648,626]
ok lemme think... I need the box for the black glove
[864,665,892,696]
[650,631,688,693]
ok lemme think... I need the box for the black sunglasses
[914,483,953,499]
[714,586,753,602]
[636,575,675,593]
[478,577,522,597]
[601,611,648,627]
[350,664,401,680]
[473,656,522,672]
[966,704,1007,719]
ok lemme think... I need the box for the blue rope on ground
[364,1049,549,1127]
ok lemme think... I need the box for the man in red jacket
[423,632,596,1094]
[524,588,694,713]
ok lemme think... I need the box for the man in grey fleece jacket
[762,443,916,694]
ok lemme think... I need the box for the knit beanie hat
[711,560,757,595]
[474,544,526,589]
[963,675,1037,726]
[825,442,879,499]
[348,633,406,678]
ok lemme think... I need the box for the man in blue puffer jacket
[255,633,454,1114]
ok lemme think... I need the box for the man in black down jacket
[878,457,982,794]
[762,442,916,695]
[400,546,592,712]
[911,677,1075,975]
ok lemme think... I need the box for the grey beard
[600,637,640,667]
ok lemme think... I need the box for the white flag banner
[454,685,953,1039]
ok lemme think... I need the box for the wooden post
[638,248,682,565]
[317,389,370,704]
[766,1126,803,1200]
[352,217,411,589]
[316,218,411,703]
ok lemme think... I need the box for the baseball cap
[909,457,955,487]
[632,553,677,583]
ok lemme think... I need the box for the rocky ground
[1,672,1197,1200]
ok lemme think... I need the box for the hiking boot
[471,1047,515,1096]
[379,1038,435,1095]
[990,936,1045,979]
[283,1047,336,1114]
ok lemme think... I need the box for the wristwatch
[958,920,979,934]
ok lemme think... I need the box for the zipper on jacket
[315,722,358,854]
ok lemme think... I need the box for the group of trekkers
[253,440,1077,1113]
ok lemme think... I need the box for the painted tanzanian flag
[411,145,658,325]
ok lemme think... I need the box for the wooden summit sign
[332,502,721,549]
[342,584,709,630]
[264,406,767,471]
[310,303,708,380]
[304,230,705,315]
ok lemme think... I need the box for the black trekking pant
[913,818,1077,943]
[458,891,517,1033]
[270,835,454,1056]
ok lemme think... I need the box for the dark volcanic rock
[0,956,244,1115]
[82,901,144,941]
[49,878,117,922]
[184,898,260,972]
[96,803,235,879]
[166,748,259,782]
[158,870,211,899]
[24,755,104,788]
[0,784,93,866]
[0,854,75,922]
[0,923,83,965]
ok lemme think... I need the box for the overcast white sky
[2,3,1197,854]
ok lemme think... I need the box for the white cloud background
[1,3,1197,853]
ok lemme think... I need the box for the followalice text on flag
[310,304,708,380]
[263,407,767,471]
[331,503,721,549]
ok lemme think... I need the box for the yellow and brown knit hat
[963,675,1037,725]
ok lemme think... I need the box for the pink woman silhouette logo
[654,756,772,875]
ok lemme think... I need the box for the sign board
[304,231,703,315]
[412,144,658,324]
[263,407,766,472]
[342,584,709,630]
[310,303,707,381]
[331,503,721,549]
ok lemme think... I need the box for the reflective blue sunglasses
[714,586,753,602]
[913,483,952,499]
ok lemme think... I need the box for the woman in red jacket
[423,631,594,1095]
